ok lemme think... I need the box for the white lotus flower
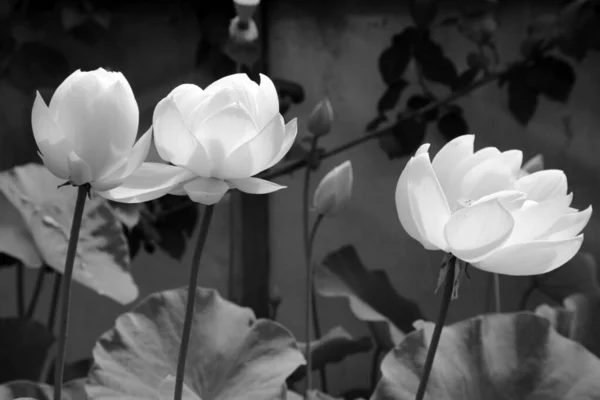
[313,160,353,216]
[395,135,591,275]
[99,73,297,205]
[31,68,149,191]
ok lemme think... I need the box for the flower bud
[307,97,334,137]
[313,160,353,216]
[31,68,150,192]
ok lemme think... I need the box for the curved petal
[67,151,93,185]
[56,81,138,179]
[153,97,212,176]
[228,177,286,194]
[183,177,229,205]
[445,199,514,263]
[204,73,259,120]
[406,153,451,251]
[475,235,584,276]
[48,69,83,116]
[538,206,593,241]
[395,157,431,248]
[188,88,238,133]
[415,143,430,156]
[168,84,207,124]
[194,103,259,155]
[254,74,280,130]
[456,150,522,204]
[471,190,527,212]
[445,146,501,209]
[504,194,573,246]
[97,163,195,204]
[94,127,153,191]
[432,134,474,197]
[515,170,568,202]
[221,114,285,178]
[32,92,70,179]
[265,118,298,170]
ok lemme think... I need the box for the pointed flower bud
[313,161,353,216]
[307,97,334,137]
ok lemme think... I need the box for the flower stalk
[173,204,215,400]
[53,184,90,400]
[303,135,328,393]
[415,256,456,400]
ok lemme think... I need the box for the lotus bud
[313,161,353,216]
[307,97,334,137]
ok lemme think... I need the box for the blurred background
[0,0,599,396]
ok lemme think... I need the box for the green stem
[26,265,47,318]
[173,205,215,400]
[415,257,456,400]
[16,263,25,317]
[53,184,89,400]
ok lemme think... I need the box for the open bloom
[31,68,150,191]
[99,73,297,205]
[395,135,591,275]
[313,160,353,216]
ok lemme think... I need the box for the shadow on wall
[267,0,600,393]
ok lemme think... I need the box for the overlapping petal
[444,198,514,263]
[475,235,584,275]
[94,127,154,191]
[503,194,573,246]
[169,84,207,124]
[153,97,212,176]
[183,177,230,205]
[32,92,70,179]
[228,177,285,194]
[537,206,593,241]
[221,114,285,178]
[432,134,474,197]
[98,163,195,203]
[406,153,451,251]
[515,170,568,202]
[265,119,298,170]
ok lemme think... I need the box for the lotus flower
[395,135,592,275]
[31,68,149,191]
[99,73,297,205]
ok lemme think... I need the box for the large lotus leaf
[370,312,600,400]
[0,318,54,383]
[289,326,372,382]
[0,163,137,304]
[315,245,424,348]
[0,379,87,400]
[536,293,600,358]
[86,287,305,400]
